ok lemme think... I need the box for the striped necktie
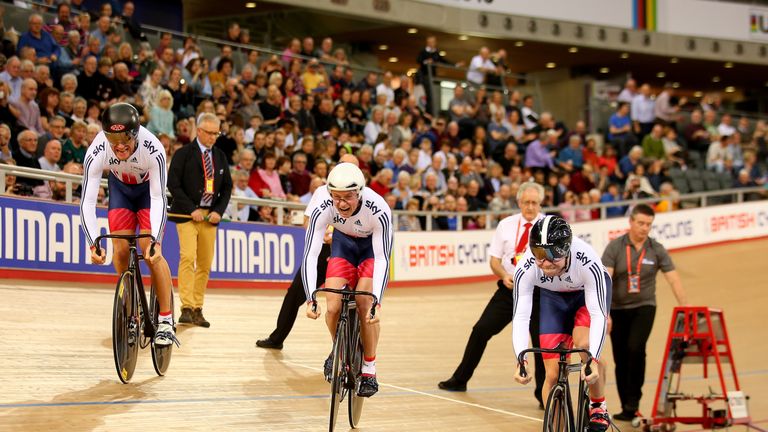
[201,149,213,207]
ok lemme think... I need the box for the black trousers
[610,305,656,413]
[268,243,331,344]
[451,282,545,400]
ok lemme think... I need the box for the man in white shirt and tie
[438,181,547,409]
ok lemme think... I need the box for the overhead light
[378,44,388,51]
[694,91,703,98]
[388,57,398,63]
[458,35,469,41]
[599,67,610,74]
[515,41,525,47]
[245,2,256,7]
[725,86,735,93]
[670,57,679,64]
[656,71,666,78]
[712,76,721,83]
[672,82,680,88]
[568,47,579,53]
[724,62,734,69]
[439,50,447,57]
[546,62,556,69]
[407,28,418,34]
[620,52,630,59]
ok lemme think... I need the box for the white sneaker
[154,322,180,347]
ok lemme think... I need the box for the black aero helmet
[102,102,140,140]
[529,215,572,261]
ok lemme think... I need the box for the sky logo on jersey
[575,251,591,267]
[364,200,381,216]
[333,215,346,224]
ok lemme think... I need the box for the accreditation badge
[628,274,640,294]
[205,178,214,193]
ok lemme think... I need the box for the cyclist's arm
[370,206,393,303]
[147,143,168,244]
[583,262,610,360]
[80,140,106,248]
[301,205,331,302]
[511,255,536,360]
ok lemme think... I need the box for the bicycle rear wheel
[328,320,347,432]
[150,285,175,376]
[112,271,139,384]
[347,308,365,428]
[544,384,572,432]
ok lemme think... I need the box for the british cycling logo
[110,124,126,132]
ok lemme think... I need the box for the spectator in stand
[557,134,584,173]
[259,84,283,128]
[601,183,625,217]
[654,83,686,129]
[227,170,258,222]
[0,56,23,100]
[13,129,43,187]
[654,182,679,213]
[37,139,61,172]
[139,67,164,112]
[707,134,727,172]
[684,109,710,154]
[416,36,457,114]
[249,152,286,199]
[288,152,312,196]
[618,145,644,179]
[609,102,636,157]
[369,167,393,197]
[11,78,44,135]
[60,120,88,166]
[466,47,496,87]
[0,124,12,161]
[617,78,637,103]
[632,83,655,140]
[376,71,395,107]
[717,113,736,137]
[726,132,744,171]
[642,124,665,160]
[316,37,334,62]
[524,131,555,171]
[146,90,175,139]
[17,14,59,65]
[46,3,78,45]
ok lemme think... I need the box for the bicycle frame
[518,346,593,432]
[95,234,158,343]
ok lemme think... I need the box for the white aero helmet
[327,162,366,195]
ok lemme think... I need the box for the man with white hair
[17,14,60,65]
[0,56,22,99]
[11,78,44,134]
[466,47,496,86]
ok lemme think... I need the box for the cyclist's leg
[538,289,576,405]
[107,174,137,275]
[324,230,359,338]
[353,276,378,360]
[323,276,346,338]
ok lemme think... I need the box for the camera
[179,78,186,85]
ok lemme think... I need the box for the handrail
[1,163,764,229]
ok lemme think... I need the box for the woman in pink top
[249,152,287,199]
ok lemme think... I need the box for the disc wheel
[328,320,347,432]
[150,285,175,376]
[112,271,139,384]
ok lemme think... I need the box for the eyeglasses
[198,129,221,137]
[330,194,359,205]
[531,246,566,264]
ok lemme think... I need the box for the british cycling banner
[0,195,304,286]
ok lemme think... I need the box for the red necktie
[516,223,532,255]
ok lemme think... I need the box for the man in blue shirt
[609,102,637,157]
[557,134,584,172]
[17,14,60,65]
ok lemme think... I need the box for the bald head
[339,153,359,166]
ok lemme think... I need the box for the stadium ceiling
[182,1,768,97]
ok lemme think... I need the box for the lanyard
[626,243,646,277]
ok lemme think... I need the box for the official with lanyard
[601,204,687,421]
[438,182,547,409]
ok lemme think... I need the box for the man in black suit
[168,113,232,328]
[416,36,456,115]
[13,129,43,188]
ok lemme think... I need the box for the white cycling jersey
[301,185,393,302]
[80,126,168,247]
[512,237,609,360]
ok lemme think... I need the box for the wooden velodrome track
[1,239,766,431]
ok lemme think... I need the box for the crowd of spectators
[0,1,765,231]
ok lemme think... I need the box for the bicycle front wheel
[112,271,139,384]
[544,384,572,432]
[347,308,364,428]
[150,284,175,376]
[328,320,347,432]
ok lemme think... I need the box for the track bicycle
[518,345,600,432]
[311,286,378,432]
[94,233,178,383]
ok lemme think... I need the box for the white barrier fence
[391,201,768,282]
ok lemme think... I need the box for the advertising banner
[0,196,304,284]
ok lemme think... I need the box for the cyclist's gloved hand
[146,242,162,265]
[306,301,321,319]
[581,362,599,385]
[90,246,106,264]
[514,360,532,385]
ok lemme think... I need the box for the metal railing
[2,164,765,230]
